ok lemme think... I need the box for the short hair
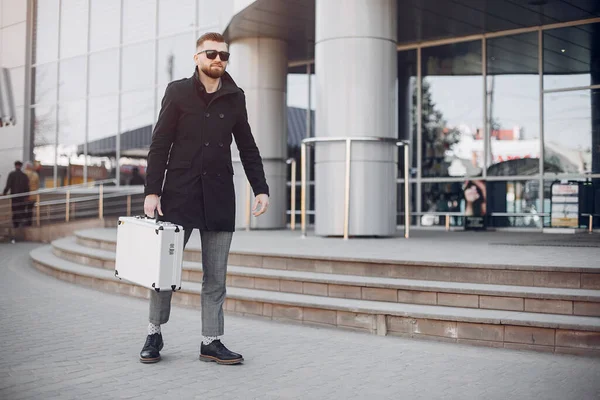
[14,161,22,167]
[196,32,227,49]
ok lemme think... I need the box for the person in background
[23,161,40,226]
[129,167,145,186]
[2,161,30,237]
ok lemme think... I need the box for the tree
[413,78,462,177]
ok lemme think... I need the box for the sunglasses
[197,50,230,61]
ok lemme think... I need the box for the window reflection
[57,100,86,185]
[32,62,57,104]
[59,57,86,101]
[487,180,542,228]
[159,0,195,36]
[87,96,118,183]
[544,89,599,174]
[122,0,157,44]
[487,33,540,174]
[60,0,88,59]
[398,50,417,173]
[90,0,120,51]
[157,34,194,86]
[421,182,466,227]
[34,0,59,64]
[89,49,119,96]
[122,42,155,92]
[32,104,57,188]
[89,96,118,142]
[421,41,483,178]
[121,90,154,133]
[543,23,598,90]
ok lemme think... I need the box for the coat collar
[191,67,242,97]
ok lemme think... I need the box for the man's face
[194,40,229,79]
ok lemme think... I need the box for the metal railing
[0,179,146,229]
[300,137,410,240]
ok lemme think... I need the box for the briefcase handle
[136,210,160,223]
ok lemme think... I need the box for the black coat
[145,68,269,232]
[3,169,29,197]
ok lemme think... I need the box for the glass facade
[29,1,599,228]
[30,0,224,187]
[394,21,599,229]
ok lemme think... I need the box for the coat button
[219,114,224,119]
[218,143,223,147]
[217,173,221,177]
[205,113,210,118]
[202,171,207,176]
[204,142,209,147]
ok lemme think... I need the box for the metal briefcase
[115,216,184,292]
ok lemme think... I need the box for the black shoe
[200,340,244,365]
[140,333,164,364]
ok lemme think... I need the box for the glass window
[89,49,119,96]
[32,62,57,104]
[87,96,118,183]
[120,90,154,133]
[155,84,167,119]
[158,0,195,37]
[544,89,599,174]
[89,96,118,142]
[90,0,120,51]
[157,33,194,85]
[398,50,417,172]
[34,0,60,64]
[122,42,155,92]
[58,99,86,150]
[59,56,86,101]
[487,33,540,175]
[198,1,219,28]
[421,41,484,178]
[486,179,542,228]
[421,181,467,227]
[396,183,417,227]
[543,23,599,90]
[32,104,57,188]
[60,0,89,59]
[122,0,156,44]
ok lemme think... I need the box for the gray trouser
[149,229,233,336]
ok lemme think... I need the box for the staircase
[30,228,600,356]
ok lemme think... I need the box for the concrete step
[51,236,600,317]
[30,245,600,357]
[73,228,600,290]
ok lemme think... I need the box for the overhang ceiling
[223,0,600,71]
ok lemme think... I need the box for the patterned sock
[202,336,218,345]
[148,323,161,335]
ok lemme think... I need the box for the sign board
[463,180,487,230]
[550,182,580,228]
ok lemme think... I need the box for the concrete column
[227,37,288,229]
[315,0,398,236]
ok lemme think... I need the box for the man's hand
[144,194,163,218]
[252,193,269,217]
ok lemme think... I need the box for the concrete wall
[0,0,30,190]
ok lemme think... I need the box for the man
[2,161,30,231]
[141,32,270,365]
[23,161,40,226]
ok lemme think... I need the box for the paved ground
[1,243,599,400]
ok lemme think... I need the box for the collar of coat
[191,67,244,98]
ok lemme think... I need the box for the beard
[201,64,225,79]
